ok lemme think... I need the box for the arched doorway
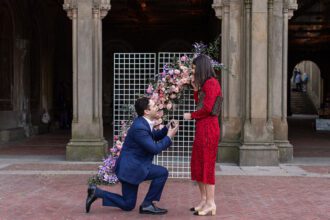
[288,0,330,158]
[290,60,322,115]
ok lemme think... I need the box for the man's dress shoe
[139,203,168,215]
[86,184,98,213]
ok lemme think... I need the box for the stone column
[63,0,110,161]
[272,0,297,162]
[239,0,279,166]
[13,39,33,136]
[213,0,297,165]
[212,0,243,163]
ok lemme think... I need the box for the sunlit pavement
[0,116,329,220]
[0,156,329,220]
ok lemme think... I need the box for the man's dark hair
[192,54,216,88]
[135,97,150,117]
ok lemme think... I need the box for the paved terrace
[0,156,329,220]
[0,116,329,219]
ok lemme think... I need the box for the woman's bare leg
[194,182,206,210]
[199,184,216,214]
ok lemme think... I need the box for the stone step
[0,128,26,142]
[290,92,317,115]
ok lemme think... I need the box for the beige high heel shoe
[190,206,202,212]
[193,206,216,216]
[190,201,206,212]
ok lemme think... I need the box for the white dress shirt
[143,116,154,131]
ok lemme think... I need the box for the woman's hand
[183,113,192,120]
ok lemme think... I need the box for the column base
[218,142,240,163]
[66,139,108,161]
[276,141,293,162]
[239,143,278,166]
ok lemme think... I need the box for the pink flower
[156,110,164,118]
[173,86,179,93]
[146,84,153,94]
[182,70,189,78]
[172,103,177,110]
[121,133,126,142]
[174,69,180,75]
[155,118,163,125]
[166,103,173,110]
[180,78,190,85]
[151,93,159,101]
[170,94,177,99]
[180,55,188,62]
[180,65,188,71]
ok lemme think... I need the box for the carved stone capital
[244,0,252,5]
[283,0,298,19]
[268,0,274,8]
[93,0,111,19]
[244,0,252,10]
[212,0,230,19]
[63,0,78,19]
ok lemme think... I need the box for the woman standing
[184,54,222,216]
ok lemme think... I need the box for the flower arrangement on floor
[88,37,224,186]
[88,106,136,186]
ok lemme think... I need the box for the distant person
[295,70,302,92]
[302,72,309,92]
[41,109,51,132]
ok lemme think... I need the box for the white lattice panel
[113,53,156,136]
[155,53,195,178]
[113,52,195,179]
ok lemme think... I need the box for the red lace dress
[190,77,222,184]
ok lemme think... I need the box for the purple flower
[193,42,207,54]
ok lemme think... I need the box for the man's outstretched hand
[167,120,179,139]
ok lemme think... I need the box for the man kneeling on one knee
[86,97,179,215]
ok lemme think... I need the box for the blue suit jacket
[115,116,172,185]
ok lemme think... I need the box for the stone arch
[293,60,323,110]
[289,55,324,80]
[288,54,328,115]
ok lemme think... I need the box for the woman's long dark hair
[192,54,216,88]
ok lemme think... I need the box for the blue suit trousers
[95,164,169,211]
